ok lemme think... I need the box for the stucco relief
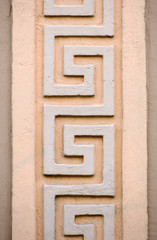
[43,0,115,239]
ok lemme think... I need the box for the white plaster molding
[44,124,114,193]
[64,125,95,175]
[63,125,114,177]
[44,107,114,174]
[44,187,115,239]
[44,108,114,176]
[64,205,115,240]
[44,39,114,97]
[44,0,113,27]
[44,0,94,16]
[44,45,114,97]
[44,124,114,197]
[44,125,114,239]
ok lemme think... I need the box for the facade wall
[36,0,122,239]
[147,0,157,239]
[0,0,11,239]
[122,1,148,239]
[12,0,36,239]
[11,0,148,239]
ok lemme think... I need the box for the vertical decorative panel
[35,0,122,239]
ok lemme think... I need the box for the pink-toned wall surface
[11,0,148,239]
[122,1,147,239]
[0,0,11,239]
[12,0,36,239]
[35,0,122,239]
[147,0,157,239]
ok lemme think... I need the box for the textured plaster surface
[44,0,113,27]
[35,0,122,239]
[146,0,157,239]
[44,186,115,239]
[64,205,114,240]
[122,0,148,239]
[44,45,114,98]
[44,203,115,240]
[44,0,94,16]
[0,0,11,239]
[44,121,114,180]
[11,0,148,238]
[12,0,36,239]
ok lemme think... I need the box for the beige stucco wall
[11,0,148,239]
[0,0,11,239]
[146,0,157,239]
[122,0,148,239]
[12,0,36,239]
